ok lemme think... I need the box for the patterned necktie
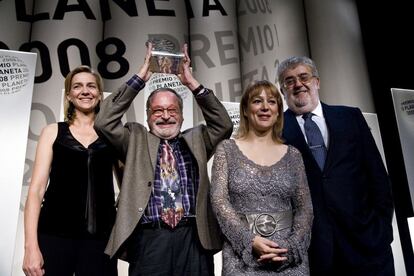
[160,140,183,228]
[302,113,327,170]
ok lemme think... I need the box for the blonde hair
[63,65,103,124]
[236,80,284,143]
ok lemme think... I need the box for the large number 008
[0,37,129,83]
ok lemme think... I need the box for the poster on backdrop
[0,49,36,276]
[391,88,414,205]
[391,88,414,250]
[221,101,240,137]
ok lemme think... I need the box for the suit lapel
[183,133,200,163]
[147,132,161,171]
[283,109,311,155]
[321,103,347,170]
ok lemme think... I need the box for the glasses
[282,73,315,89]
[150,107,179,117]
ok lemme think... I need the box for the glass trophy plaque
[148,39,185,74]
[149,50,184,74]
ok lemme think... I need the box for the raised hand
[137,41,153,82]
[177,43,200,91]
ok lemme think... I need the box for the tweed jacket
[94,82,233,259]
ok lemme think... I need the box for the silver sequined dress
[210,139,313,275]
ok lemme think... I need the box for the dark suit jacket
[282,103,394,273]
[94,83,233,260]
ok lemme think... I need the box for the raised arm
[177,44,233,155]
[94,43,153,160]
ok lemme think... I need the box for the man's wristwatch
[191,84,205,95]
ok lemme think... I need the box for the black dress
[38,122,118,275]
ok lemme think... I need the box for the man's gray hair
[277,56,319,86]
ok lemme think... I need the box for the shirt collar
[295,101,324,119]
[162,135,181,150]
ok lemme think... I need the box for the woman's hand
[23,245,45,276]
[252,235,288,263]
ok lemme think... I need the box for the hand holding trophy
[146,39,200,92]
[147,39,185,75]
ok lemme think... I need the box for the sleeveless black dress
[38,122,117,240]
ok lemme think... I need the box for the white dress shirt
[295,101,329,147]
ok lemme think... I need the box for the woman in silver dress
[210,80,313,275]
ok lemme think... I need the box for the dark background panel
[356,1,414,274]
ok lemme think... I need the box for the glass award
[149,51,185,74]
[147,39,185,74]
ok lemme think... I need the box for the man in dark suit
[94,43,233,275]
[278,56,394,276]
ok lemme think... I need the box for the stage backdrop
[0,49,36,276]
[1,1,307,274]
[1,0,403,275]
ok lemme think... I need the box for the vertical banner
[0,50,36,276]
[188,0,240,124]
[237,0,309,111]
[391,88,414,206]
[0,0,32,50]
[304,0,374,112]
[409,217,414,254]
[189,0,241,102]
[391,86,414,273]
[237,0,309,90]
[363,112,406,275]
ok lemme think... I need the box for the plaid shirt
[126,75,199,223]
[141,137,198,223]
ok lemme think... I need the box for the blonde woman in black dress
[23,66,118,276]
